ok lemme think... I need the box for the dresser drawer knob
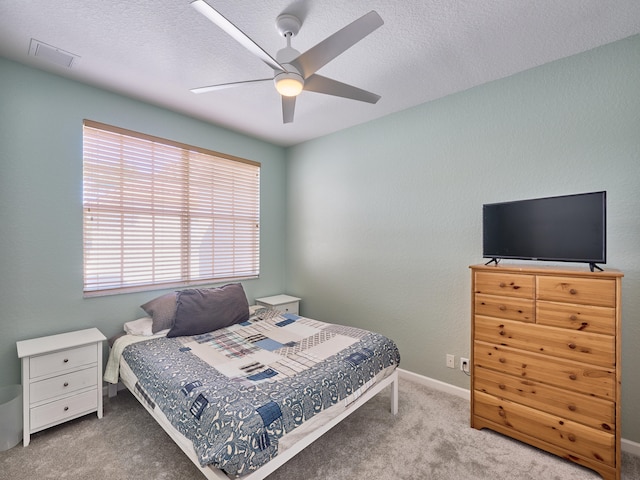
[568,343,576,350]
[602,423,612,431]
[499,358,506,363]
[499,305,507,311]
[568,434,576,442]
[569,315,578,321]
[498,383,506,390]
[63,358,69,363]
[569,289,577,295]
[499,282,506,288]
[569,374,577,380]
[63,382,69,387]
[64,406,69,412]
[568,404,577,412]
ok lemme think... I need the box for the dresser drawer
[474,391,614,466]
[475,294,534,323]
[473,342,615,399]
[30,344,97,378]
[537,301,615,335]
[474,366,614,433]
[475,316,615,367]
[474,272,534,298]
[537,276,616,307]
[30,367,98,404]
[30,389,98,431]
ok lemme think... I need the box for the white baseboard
[622,438,640,457]
[398,368,639,457]
[398,368,470,400]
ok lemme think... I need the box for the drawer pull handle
[63,382,69,387]
[498,384,506,390]
[568,343,576,350]
[499,358,506,363]
[63,406,69,412]
[569,374,577,380]
[568,404,577,412]
[499,282,506,288]
[569,315,578,321]
[569,289,577,295]
[602,423,612,431]
[499,305,507,311]
[568,434,576,442]
[63,358,69,363]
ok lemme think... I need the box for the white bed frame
[119,365,399,480]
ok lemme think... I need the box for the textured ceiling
[1,1,640,146]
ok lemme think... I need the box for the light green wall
[2,34,639,445]
[285,35,640,442]
[0,58,288,387]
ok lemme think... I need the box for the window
[82,120,260,296]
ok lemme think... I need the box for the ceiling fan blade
[282,96,296,124]
[191,0,285,73]
[290,11,383,79]
[303,74,380,104]
[191,78,272,94]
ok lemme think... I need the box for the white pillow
[124,316,169,336]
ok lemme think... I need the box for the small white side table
[16,328,106,446]
[255,294,301,314]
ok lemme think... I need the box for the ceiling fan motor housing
[276,14,301,37]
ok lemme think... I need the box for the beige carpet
[1,378,639,479]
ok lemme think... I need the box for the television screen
[483,191,606,267]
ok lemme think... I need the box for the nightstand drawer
[30,367,98,404]
[30,344,97,378]
[271,302,299,314]
[30,389,98,431]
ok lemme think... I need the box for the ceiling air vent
[29,39,79,68]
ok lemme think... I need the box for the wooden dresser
[470,264,622,480]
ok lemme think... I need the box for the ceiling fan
[190,0,383,124]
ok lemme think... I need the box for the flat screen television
[483,191,606,271]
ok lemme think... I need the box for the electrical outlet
[460,357,469,373]
[446,354,455,368]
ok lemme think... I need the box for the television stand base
[484,258,500,266]
[589,262,604,272]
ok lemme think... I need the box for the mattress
[112,309,400,477]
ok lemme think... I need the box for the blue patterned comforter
[121,309,400,476]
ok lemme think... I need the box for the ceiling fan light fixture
[274,71,304,97]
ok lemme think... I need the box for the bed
[105,284,400,479]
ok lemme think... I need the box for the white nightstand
[255,294,301,315]
[16,328,106,446]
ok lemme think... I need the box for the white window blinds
[82,120,260,296]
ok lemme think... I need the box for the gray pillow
[167,283,249,338]
[141,292,177,333]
